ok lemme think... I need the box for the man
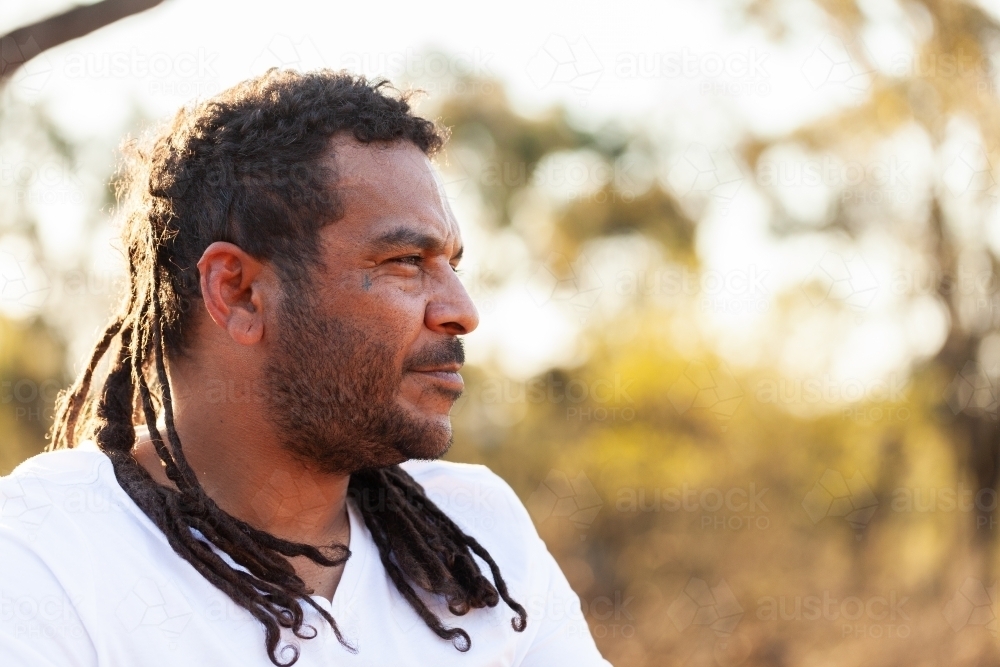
[0,70,611,666]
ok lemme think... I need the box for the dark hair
[49,68,526,665]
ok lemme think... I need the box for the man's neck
[132,420,351,547]
[131,421,353,603]
[123,342,359,600]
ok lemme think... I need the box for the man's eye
[394,255,422,266]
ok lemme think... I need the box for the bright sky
[0,0,976,389]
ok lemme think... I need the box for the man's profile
[0,70,610,666]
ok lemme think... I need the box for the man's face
[263,137,478,474]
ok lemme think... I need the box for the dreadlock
[48,68,526,666]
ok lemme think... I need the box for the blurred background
[3,0,1000,664]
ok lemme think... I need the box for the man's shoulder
[402,458,511,490]
[399,459,540,556]
[401,458,523,512]
[4,445,108,481]
[3,443,110,489]
[2,446,111,500]
[0,446,126,540]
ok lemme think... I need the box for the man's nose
[425,265,479,336]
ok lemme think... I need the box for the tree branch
[0,0,166,82]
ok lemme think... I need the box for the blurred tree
[434,80,698,262]
[742,0,1000,585]
[429,22,1000,661]
[0,0,159,469]
[0,0,165,83]
[0,316,66,474]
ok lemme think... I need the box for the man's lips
[407,365,464,391]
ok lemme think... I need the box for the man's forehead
[324,136,460,246]
[328,135,434,186]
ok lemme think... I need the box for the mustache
[404,336,465,370]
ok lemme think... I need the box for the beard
[262,285,464,474]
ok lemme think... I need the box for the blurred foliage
[0,317,66,474]
[448,308,981,666]
[435,83,698,263]
[437,1,1000,664]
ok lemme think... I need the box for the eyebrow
[370,227,464,261]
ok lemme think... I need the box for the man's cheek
[379,299,430,340]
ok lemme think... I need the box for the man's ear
[197,242,272,346]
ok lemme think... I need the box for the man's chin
[396,416,453,461]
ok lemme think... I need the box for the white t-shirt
[0,446,611,666]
